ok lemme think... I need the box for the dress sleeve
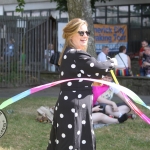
[76,51,113,78]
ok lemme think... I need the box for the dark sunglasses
[78,31,90,36]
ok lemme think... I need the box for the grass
[0,97,150,150]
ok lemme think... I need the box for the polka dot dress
[47,47,112,150]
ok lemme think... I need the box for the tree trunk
[66,0,97,57]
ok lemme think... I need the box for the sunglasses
[78,31,90,36]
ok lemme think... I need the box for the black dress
[47,48,112,150]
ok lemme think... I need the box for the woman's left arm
[76,51,114,78]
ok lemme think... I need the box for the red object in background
[128,52,139,59]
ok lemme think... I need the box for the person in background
[142,46,150,77]
[5,38,15,57]
[97,46,109,62]
[115,46,133,76]
[47,18,115,150]
[92,72,136,123]
[92,106,129,125]
[1,38,15,61]
[139,40,148,76]
[44,43,55,72]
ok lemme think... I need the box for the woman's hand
[111,58,118,67]
[112,102,118,112]
[92,105,102,112]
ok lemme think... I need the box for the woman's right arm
[97,96,118,112]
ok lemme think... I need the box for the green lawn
[0,97,150,150]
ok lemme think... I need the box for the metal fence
[0,16,57,87]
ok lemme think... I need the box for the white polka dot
[55,106,58,110]
[67,82,72,86]
[49,140,51,144]
[78,94,82,98]
[55,139,59,144]
[71,108,75,113]
[60,114,64,118]
[72,91,76,92]
[75,113,78,117]
[77,130,80,135]
[60,91,62,95]
[91,129,95,134]
[84,57,87,60]
[64,55,67,59]
[82,104,86,108]
[82,140,86,144]
[64,96,68,100]
[57,140,59,144]
[87,74,91,77]
[57,123,59,127]
[90,115,92,119]
[69,145,73,150]
[85,86,88,88]
[77,73,81,77]
[61,71,64,76]
[68,124,72,129]
[62,133,66,138]
[80,70,84,74]
[90,63,94,67]
[71,64,76,68]
[82,120,86,124]
[79,79,83,82]
[95,73,99,76]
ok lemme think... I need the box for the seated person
[142,46,150,77]
[92,105,129,124]
[92,72,136,123]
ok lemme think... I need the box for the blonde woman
[47,18,115,150]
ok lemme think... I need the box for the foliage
[133,5,150,15]
[50,0,112,12]
[16,0,112,12]
[16,0,26,12]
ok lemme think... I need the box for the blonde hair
[58,18,88,65]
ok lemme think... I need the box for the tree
[16,0,26,12]
[16,0,112,57]
[65,0,95,56]
[50,0,112,56]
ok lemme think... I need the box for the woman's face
[71,24,89,50]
